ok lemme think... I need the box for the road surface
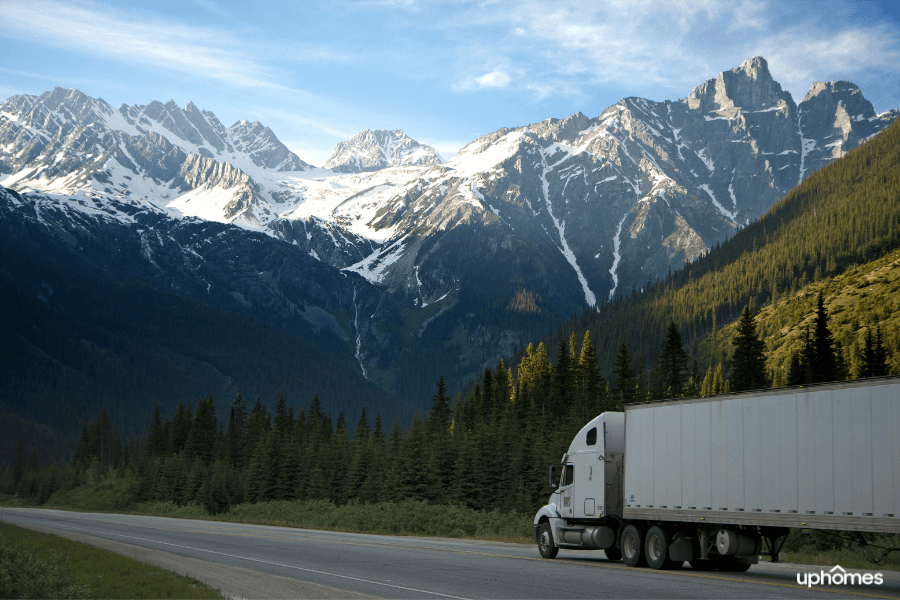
[3,508,898,599]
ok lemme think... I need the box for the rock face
[0,57,896,404]
[325,129,443,172]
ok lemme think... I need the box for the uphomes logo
[797,565,884,587]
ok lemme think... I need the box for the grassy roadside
[0,521,224,599]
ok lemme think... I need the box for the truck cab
[533,412,624,559]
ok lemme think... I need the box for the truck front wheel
[537,522,558,559]
[620,524,647,567]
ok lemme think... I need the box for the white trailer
[533,377,900,570]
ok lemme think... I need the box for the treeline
[5,298,893,516]
[1,329,612,514]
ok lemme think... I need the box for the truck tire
[644,526,683,570]
[620,524,646,567]
[537,522,558,559]
[604,546,622,561]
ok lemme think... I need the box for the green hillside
[707,247,900,382]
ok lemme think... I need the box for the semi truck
[533,377,900,570]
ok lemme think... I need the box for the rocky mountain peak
[800,80,875,119]
[325,129,443,173]
[687,56,792,114]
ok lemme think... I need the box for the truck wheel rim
[540,532,551,553]
[624,533,637,558]
[647,535,662,562]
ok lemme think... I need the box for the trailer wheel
[645,526,682,570]
[604,546,622,561]
[620,524,646,567]
[537,522,558,559]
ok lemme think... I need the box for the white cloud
[475,71,512,88]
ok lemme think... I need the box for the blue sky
[1,0,898,166]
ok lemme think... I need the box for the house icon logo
[796,565,884,587]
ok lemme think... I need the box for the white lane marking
[41,522,472,600]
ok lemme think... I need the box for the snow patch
[608,214,627,300]
[700,184,736,222]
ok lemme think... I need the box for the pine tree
[811,294,838,383]
[481,368,494,422]
[731,305,767,392]
[428,375,451,436]
[226,394,248,468]
[273,393,291,441]
[786,350,806,386]
[659,322,690,397]
[551,339,573,417]
[578,331,605,416]
[185,396,218,466]
[873,327,889,376]
[612,342,636,409]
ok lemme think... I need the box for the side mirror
[549,464,559,489]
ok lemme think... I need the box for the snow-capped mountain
[0,57,896,405]
[298,57,897,308]
[324,129,443,172]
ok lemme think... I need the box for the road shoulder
[13,522,378,600]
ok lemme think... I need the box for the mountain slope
[0,187,403,438]
[529,117,900,380]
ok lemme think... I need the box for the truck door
[574,425,606,518]
[560,463,575,518]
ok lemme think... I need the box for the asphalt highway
[3,508,898,599]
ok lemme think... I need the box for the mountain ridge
[0,56,897,410]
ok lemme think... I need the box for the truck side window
[586,427,597,446]
[564,465,574,486]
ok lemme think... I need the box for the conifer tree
[578,331,604,416]
[185,396,217,466]
[612,342,636,409]
[786,350,806,386]
[551,339,573,416]
[481,368,494,422]
[811,294,838,383]
[226,394,248,468]
[273,393,291,441]
[428,375,451,435]
[658,322,689,397]
[354,408,370,441]
[731,306,767,392]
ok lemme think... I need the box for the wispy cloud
[0,0,286,90]
[475,71,511,89]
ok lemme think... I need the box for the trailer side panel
[623,379,900,533]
